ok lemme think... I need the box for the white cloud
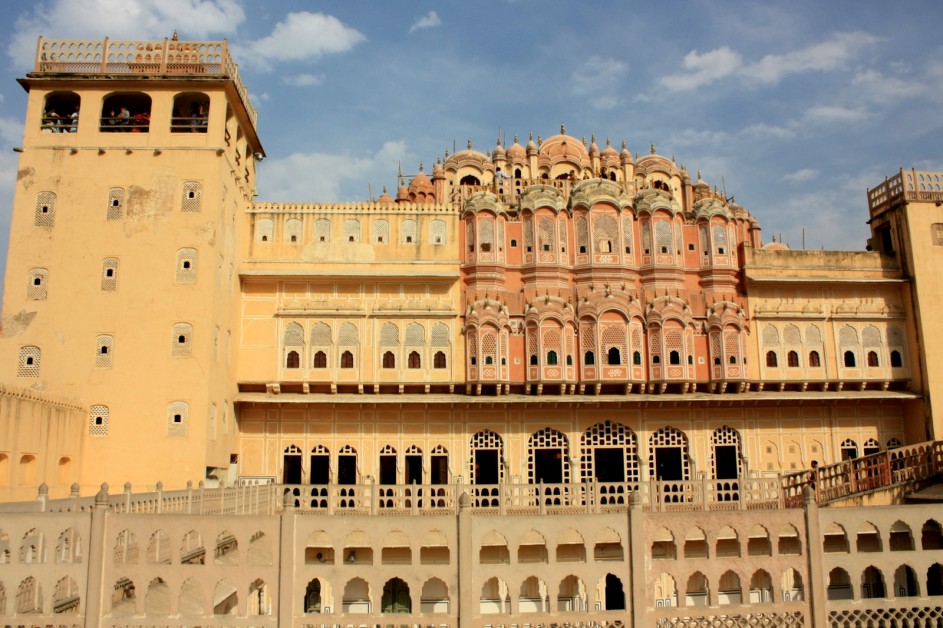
[247,12,365,65]
[282,73,325,87]
[784,168,819,182]
[663,32,879,92]
[662,46,742,91]
[804,105,868,123]
[257,140,411,202]
[8,0,245,69]
[409,11,441,34]
[851,69,925,104]
[571,56,628,109]
[739,122,796,140]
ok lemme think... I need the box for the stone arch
[213,578,238,615]
[686,571,709,607]
[52,575,80,614]
[144,577,171,616]
[480,577,510,614]
[178,578,203,616]
[214,531,238,565]
[342,577,371,614]
[519,575,549,613]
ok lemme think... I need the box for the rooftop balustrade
[868,168,943,216]
[30,36,257,127]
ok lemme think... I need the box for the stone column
[803,487,827,627]
[457,491,474,628]
[278,491,296,627]
[629,490,647,628]
[83,483,110,628]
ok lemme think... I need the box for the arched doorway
[381,577,411,613]
[310,445,330,484]
[283,445,302,484]
[581,420,639,504]
[604,573,625,610]
[470,430,504,506]
[711,426,742,500]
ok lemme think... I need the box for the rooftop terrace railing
[31,36,257,127]
[868,168,943,216]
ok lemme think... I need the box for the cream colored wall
[0,384,84,501]
[0,78,256,493]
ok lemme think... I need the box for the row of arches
[0,454,72,489]
[278,423,742,490]
[41,90,210,134]
[109,575,271,617]
[823,519,943,553]
[0,575,80,615]
[112,528,272,566]
[827,564,943,600]
[654,568,804,607]
[651,523,803,560]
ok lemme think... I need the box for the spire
[561,123,566,135]
[650,143,656,155]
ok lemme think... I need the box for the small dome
[589,134,600,156]
[620,140,633,163]
[377,186,394,204]
[762,241,790,251]
[396,182,409,202]
[408,170,434,195]
[526,133,538,155]
[493,139,506,159]
[694,171,709,190]
[432,161,444,178]
[507,135,526,160]
[601,138,618,159]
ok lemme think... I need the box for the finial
[537,134,542,145]
[529,132,533,141]
[467,139,472,150]
[650,143,656,154]
[592,133,596,144]
[514,134,519,143]
[606,137,611,146]
[444,149,449,158]
[621,140,626,150]
[496,135,501,146]
[419,161,424,173]
[582,136,586,145]
[382,185,387,193]
[672,155,676,163]
[697,171,702,180]
[172,31,179,41]
[561,123,566,134]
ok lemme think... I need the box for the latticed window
[430,219,446,245]
[523,218,534,251]
[762,324,780,347]
[284,322,304,346]
[107,188,125,221]
[338,322,358,368]
[839,325,859,367]
[310,322,332,367]
[641,221,651,253]
[478,217,494,251]
[631,326,644,364]
[176,248,198,283]
[27,268,48,300]
[601,325,627,365]
[482,331,497,365]
[840,438,858,460]
[576,216,589,253]
[18,346,41,377]
[101,258,118,291]
[405,322,424,346]
[712,225,728,254]
[401,219,418,244]
[538,217,555,252]
[649,330,662,364]
[526,427,570,484]
[783,324,801,347]
[380,322,399,347]
[469,429,504,484]
[314,218,331,242]
[286,218,302,243]
[527,328,539,365]
[431,323,449,347]
[95,335,114,368]
[181,182,202,212]
[467,331,477,367]
[863,325,882,349]
[559,216,567,252]
[724,329,741,365]
[34,191,56,227]
[344,219,361,242]
[655,220,672,254]
[171,323,193,357]
[543,329,561,365]
[465,221,475,251]
[372,219,390,244]
[580,322,595,363]
[593,215,617,254]
[649,426,691,481]
[665,329,684,365]
[167,401,189,437]
[888,326,905,367]
[89,405,109,436]
[408,351,421,369]
[580,420,639,485]
[622,217,634,254]
[256,218,273,242]
[711,426,742,479]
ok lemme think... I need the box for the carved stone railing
[868,168,943,216]
[31,36,257,126]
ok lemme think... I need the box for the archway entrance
[470,430,504,506]
[310,447,329,484]
[381,578,411,613]
[604,574,625,610]
[283,445,302,484]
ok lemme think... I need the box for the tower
[0,37,263,492]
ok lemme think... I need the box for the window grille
[523,218,534,250]
[405,322,424,346]
[430,219,446,244]
[401,219,417,244]
[431,323,449,346]
[712,225,728,253]
[89,405,109,436]
[478,217,494,249]
[181,182,202,212]
[593,215,617,254]
[622,217,633,254]
[641,221,651,253]
[34,191,56,227]
[167,401,189,437]
[314,218,330,242]
[380,322,399,346]
[176,248,198,283]
[576,216,588,252]
[171,323,193,357]
[482,331,497,365]
[27,268,48,300]
[100,258,118,291]
[344,219,360,242]
[95,335,113,367]
[655,220,672,254]
[284,322,304,346]
[649,426,691,481]
[601,325,627,365]
[783,324,801,346]
[372,219,389,244]
[465,221,475,250]
[580,420,639,484]
[526,427,570,484]
[538,217,555,252]
[469,430,504,484]
[255,218,273,242]
[18,346,41,377]
[107,188,125,221]
[762,324,780,346]
[286,218,302,243]
[862,325,882,348]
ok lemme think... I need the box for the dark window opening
[313,351,327,368]
[460,175,480,186]
[788,350,799,367]
[529,354,538,366]
[766,351,778,367]
[546,350,558,365]
[340,351,354,368]
[485,356,493,365]
[607,347,621,365]
[182,261,191,269]
[100,92,152,133]
[510,239,518,248]
[585,351,595,365]
[33,278,41,286]
[729,355,737,364]
[42,91,81,133]
[579,245,587,253]
[177,335,187,344]
[101,346,109,354]
[809,350,821,367]
[406,236,413,243]
[286,351,300,369]
[480,242,491,252]
[844,351,856,367]
[348,236,355,243]
[867,351,879,367]
[566,354,573,366]
[633,351,641,365]
[173,414,182,423]
[652,355,661,364]
[382,351,396,368]
[408,351,421,369]
[171,93,209,133]
[106,269,114,277]
[434,351,447,369]
[890,350,902,367]
[337,455,357,484]
[669,350,680,365]
[470,356,477,366]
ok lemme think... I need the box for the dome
[620,140,633,163]
[493,139,506,160]
[539,129,589,161]
[377,186,394,204]
[443,140,491,170]
[762,241,790,251]
[601,138,619,159]
[507,135,526,160]
[408,170,434,195]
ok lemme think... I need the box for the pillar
[803,486,828,627]
[629,490,647,628]
[278,491,296,627]
[457,491,474,628]
[83,483,110,628]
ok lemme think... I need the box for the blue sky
[0,0,941,299]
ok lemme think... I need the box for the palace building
[0,37,942,627]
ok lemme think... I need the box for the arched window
[42,91,80,133]
[844,351,856,367]
[669,350,680,365]
[408,351,421,369]
[809,350,821,367]
[286,351,300,368]
[766,351,778,367]
[633,351,641,365]
[434,351,446,369]
[584,351,595,366]
[546,350,558,365]
[313,351,327,368]
[607,347,621,365]
[340,351,354,369]
[867,351,879,367]
[171,92,209,133]
[890,350,902,367]
[382,351,395,368]
[787,350,799,367]
[27,268,49,300]
[100,92,152,132]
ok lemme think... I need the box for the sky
[0,0,941,299]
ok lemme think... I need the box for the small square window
[688,243,695,251]
[510,239,518,247]
[319,236,326,242]
[173,414,182,423]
